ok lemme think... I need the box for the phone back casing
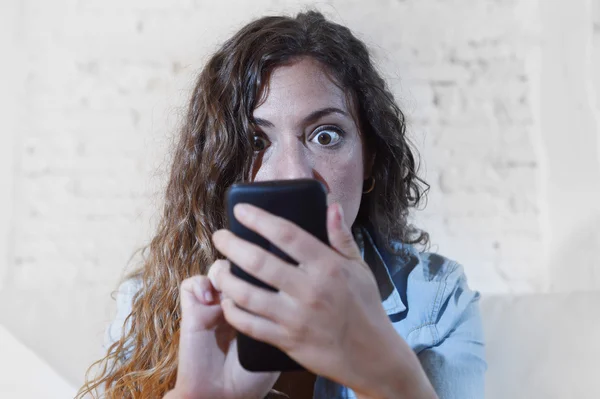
[225,179,329,372]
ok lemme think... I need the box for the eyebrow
[252,107,349,128]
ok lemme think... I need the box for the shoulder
[409,248,481,326]
[410,251,478,310]
[416,251,481,336]
[104,277,143,351]
[114,277,143,308]
[406,252,487,397]
[387,246,483,348]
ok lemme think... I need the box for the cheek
[318,150,365,226]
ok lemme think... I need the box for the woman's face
[250,57,369,228]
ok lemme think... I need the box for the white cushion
[481,291,600,399]
[0,325,77,399]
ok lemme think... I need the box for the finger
[180,276,223,332]
[218,265,297,325]
[181,275,218,306]
[207,259,230,293]
[212,229,308,297]
[326,203,362,260]
[221,297,289,351]
[177,276,233,390]
[232,203,330,264]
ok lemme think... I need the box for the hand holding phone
[225,178,329,372]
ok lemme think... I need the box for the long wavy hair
[76,9,428,399]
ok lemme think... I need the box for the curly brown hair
[76,9,428,399]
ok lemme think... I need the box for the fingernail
[204,290,213,302]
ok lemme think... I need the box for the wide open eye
[251,135,270,152]
[309,126,343,147]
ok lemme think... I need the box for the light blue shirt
[312,225,487,399]
[105,224,486,399]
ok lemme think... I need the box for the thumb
[327,203,361,260]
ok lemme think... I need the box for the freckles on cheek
[322,154,364,206]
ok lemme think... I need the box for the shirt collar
[352,225,407,315]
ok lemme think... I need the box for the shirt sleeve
[417,265,487,399]
[91,279,141,397]
[103,278,141,360]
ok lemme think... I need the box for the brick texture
[1,0,599,389]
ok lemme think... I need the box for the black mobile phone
[225,178,330,372]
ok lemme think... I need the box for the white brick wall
[1,0,599,396]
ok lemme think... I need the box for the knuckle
[181,275,203,293]
[288,313,308,336]
[342,236,356,250]
[306,284,325,308]
[180,277,194,290]
[236,288,253,307]
[286,318,310,346]
[323,262,344,279]
[248,251,266,273]
[306,280,335,310]
[277,224,297,246]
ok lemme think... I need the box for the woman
[77,10,486,399]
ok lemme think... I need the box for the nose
[272,142,314,180]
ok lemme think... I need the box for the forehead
[253,58,350,118]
